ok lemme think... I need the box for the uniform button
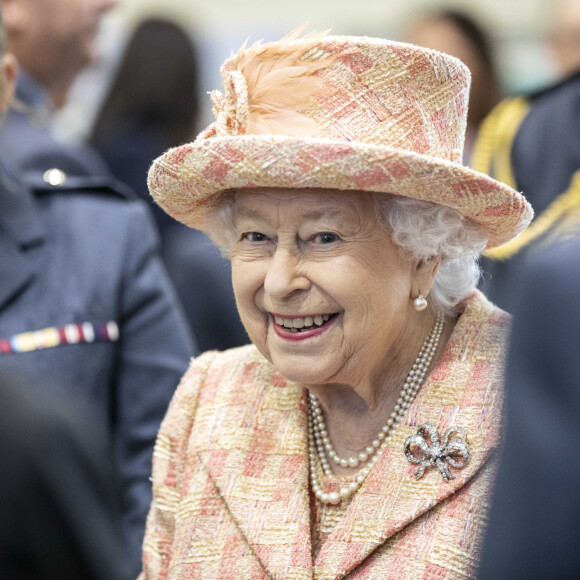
[43,168,67,186]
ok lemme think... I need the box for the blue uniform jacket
[1,69,249,354]
[0,166,196,577]
[478,234,580,579]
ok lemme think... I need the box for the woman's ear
[411,256,440,299]
[0,53,18,114]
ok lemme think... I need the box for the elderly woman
[140,30,532,579]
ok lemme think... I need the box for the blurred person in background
[405,9,502,162]
[90,17,248,352]
[0,0,118,175]
[478,230,580,580]
[0,2,196,576]
[470,0,580,312]
[472,4,580,574]
[90,18,200,233]
[0,25,125,579]
[548,0,580,78]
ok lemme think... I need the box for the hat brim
[148,135,533,249]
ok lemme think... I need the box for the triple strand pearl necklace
[307,312,444,505]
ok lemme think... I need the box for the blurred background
[54,0,565,141]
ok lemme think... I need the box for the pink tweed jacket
[139,291,508,579]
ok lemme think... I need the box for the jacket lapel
[313,293,506,579]
[197,363,314,579]
[0,235,36,314]
[0,170,46,315]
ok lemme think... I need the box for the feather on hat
[148,28,532,249]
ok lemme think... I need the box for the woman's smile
[271,312,340,341]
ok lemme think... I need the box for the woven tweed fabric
[148,35,532,249]
[139,290,508,579]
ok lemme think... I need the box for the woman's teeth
[274,314,332,332]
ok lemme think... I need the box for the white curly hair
[371,193,487,315]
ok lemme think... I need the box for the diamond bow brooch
[404,422,470,482]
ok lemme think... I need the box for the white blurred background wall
[56,0,560,140]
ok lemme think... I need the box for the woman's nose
[263,248,311,300]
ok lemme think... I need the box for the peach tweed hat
[148,30,533,249]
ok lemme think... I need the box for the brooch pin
[404,422,470,482]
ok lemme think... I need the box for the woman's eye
[314,232,340,244]
[242,232,269,243]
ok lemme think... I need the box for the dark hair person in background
[91,17,248,353]
[406,9,501,162]
[90,18,200,234]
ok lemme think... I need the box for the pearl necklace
[307,312,444,505]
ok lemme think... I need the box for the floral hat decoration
[148,26,532,248]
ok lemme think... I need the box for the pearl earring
[413,294,428,311]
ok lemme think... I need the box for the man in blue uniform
[0,0,250,356]
[0,166,196,574]
[0,4,196,576]
[471,46,580,312]
[474,3,580,574]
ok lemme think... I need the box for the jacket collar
[15,68,55,126]
[198,292,505,579]
[0,165,46,312]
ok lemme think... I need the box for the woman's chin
[267,353,339,386]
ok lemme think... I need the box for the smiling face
[230,188,435,390]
